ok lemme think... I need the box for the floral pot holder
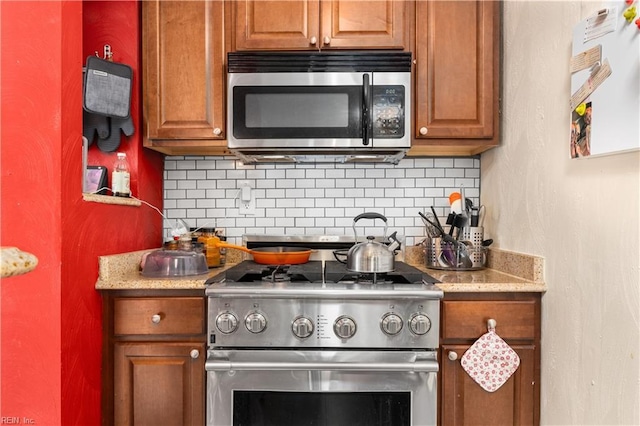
[460,327,520,392]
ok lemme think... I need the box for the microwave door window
[246,93,348,128]
[233,86,362,139]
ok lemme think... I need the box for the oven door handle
[206,359,438,373]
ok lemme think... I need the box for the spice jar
[163,238,179,250]
[197,228,220,268]
[215,229,227,265]
[218,236,227,265]
[178,233,192,251]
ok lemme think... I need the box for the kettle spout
[387,231,402,252]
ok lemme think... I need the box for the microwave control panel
[372,86,405,138]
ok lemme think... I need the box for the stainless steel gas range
[204,235,443,426]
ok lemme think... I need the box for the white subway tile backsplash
[162,156,480,245]
[177,199,196,208]
[166,170,187,180]
[186,189,206,199]
[206,170,226,180]
[176,160,196,170]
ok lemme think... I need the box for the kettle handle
[352,212,388,243]
[354,212,387,223]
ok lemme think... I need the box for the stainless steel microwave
[227,52,412,164]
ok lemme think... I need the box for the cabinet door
[234,0,405,51]
[142,1,226,142]
[440,344,536,426]
[114,342,205,426]
[234,0,320,50]
[413,1,500,154]
[320,0,406,49]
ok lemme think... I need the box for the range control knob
[292,316,314,339]
[380,313,404,335]
[245,312,267,334]
[409,313,432,335]
[215,312,238,334]
[334,316,357,339]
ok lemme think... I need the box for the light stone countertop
[95,246,546,293]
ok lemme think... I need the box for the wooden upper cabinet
[142,1,227,150]
[412,0,501,156]
[233,0,406,51]
[234,0,320,50]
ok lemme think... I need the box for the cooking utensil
[447,213,467,239]
[430,206,445,233]
[458,241,474,269]
[482,239,494,247]
[419,211,440,238]
[465,197,474,214]
[344,212,399,273]
[214,242,312,265]
[470,207,479,227]
[439,241,457,267]
[478,205,486,227]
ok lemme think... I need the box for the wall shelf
[83,193,141,207]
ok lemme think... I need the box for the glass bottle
[112,152,131,197]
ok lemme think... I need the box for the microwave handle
[362,73,370,146]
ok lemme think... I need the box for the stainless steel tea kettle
[344,212,401,273]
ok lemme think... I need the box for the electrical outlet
[238,181,255,215]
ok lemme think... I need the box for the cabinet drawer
[114,297,204,336]
[442,300,536,340]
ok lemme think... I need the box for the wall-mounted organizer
[570,3,640,158]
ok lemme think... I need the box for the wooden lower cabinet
[439,293,541,426]
[114,342,205,426]
[102,292,206,426]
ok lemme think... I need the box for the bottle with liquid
[112,152,131,197]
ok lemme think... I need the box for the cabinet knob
[419,127,428,136]
[151,314,161,324]
[310,36,317,45]
[213,127,222,136]
[190,349,200,359]
[323,36,331,45]
[488,318,497,331]
[448,351,458,361]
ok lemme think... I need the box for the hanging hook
[103,45,113,61]
[487,318,497,332]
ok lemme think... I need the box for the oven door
[206,349,438,426]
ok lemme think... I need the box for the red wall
[1,1,163,424]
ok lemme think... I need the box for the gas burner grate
[324,261,430,284]
[261,265,292,283]
[222,260,323,283]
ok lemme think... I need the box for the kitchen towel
[83,56,132,119]
[460,325,520,392]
